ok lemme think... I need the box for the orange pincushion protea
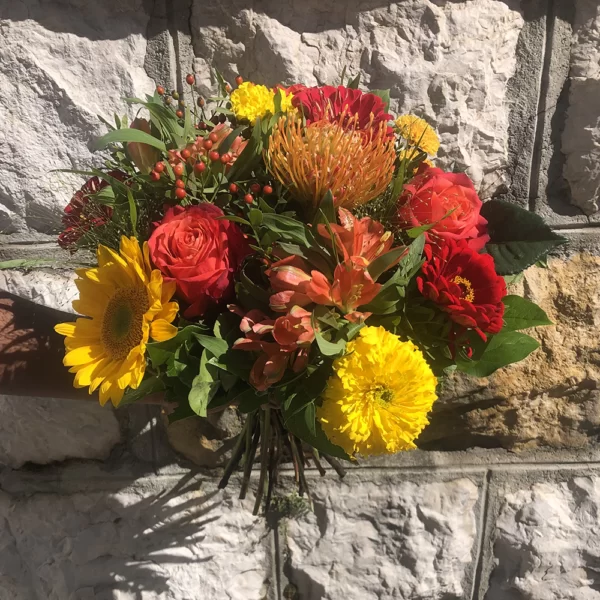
[266,113,396,216]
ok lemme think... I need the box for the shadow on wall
[1,0,154,40]
[2,0,532,40]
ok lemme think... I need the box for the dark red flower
[417,239,506,341]
[58,171,125,251]
[292,85,393,137]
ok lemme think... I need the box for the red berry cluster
[228,182,273,204]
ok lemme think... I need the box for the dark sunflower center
[101,286,149,360]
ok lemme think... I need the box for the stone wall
[2,0,600,598]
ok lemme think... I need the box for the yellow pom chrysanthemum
[317,326,438,456]
[395,114,440,156]
[230,81,294,122]
[55,236,179,407]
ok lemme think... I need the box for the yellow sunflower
[55,236,179,406]
[395,114,440,156]
[317,326,438,456]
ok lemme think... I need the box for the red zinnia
[417,239,506,341]
[58,172,124,251]
[292,85,393,137]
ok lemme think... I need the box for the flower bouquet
[54,73,566,513]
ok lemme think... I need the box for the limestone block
[0,396,121,469]
[563,0,600,215]
[0,483,271,600]
[282,474,480,600]
[190,0,524,194]
[486,476,600,600]
[0,0,154,234]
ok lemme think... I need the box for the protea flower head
[266,112,396,218]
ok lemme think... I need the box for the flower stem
[239,413,260,500]
[252,405,271,515]
[218,417,249,490]
[322,454,347,479]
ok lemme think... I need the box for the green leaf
[261,213,310,246]
[481,200,567,275]
[93,128,167,152]
[285,407,349,460]
[459,331,540,377]
[368,245,407,281]
[147,324,206,368]
[312,313,346,356]
[120,376,166,406]
[347,73,361,89]
[398,235,425,278]
[313,190,336,226]
[501,295,552,332]
[248,208,263,227]
[370,89,391,111]
[188,350,221,417]
[236,388,267,413]
[0,258,57,269]
[126,189,138,237]
[194,335,229,359]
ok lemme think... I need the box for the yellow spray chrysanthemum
[317,326,438,456]
[395,114,440,156]
[55,236,179,407]
[230,81,294,122]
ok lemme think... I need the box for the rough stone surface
[0,0,154,235]
[0,395,121,469]
[191,0,524,194]
[0,269,77,313]
[420,254,600,451]
[165,408,244,468]
[283,475,480,600]
[563,0,600,216]
[486,476,600,600]
[0,482,271,600]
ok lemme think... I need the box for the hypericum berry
[263,185,273,195]
[150,170,161,182]
[174,187,187,200]
[154,162,165,173]
[176,110,184,118]
[175,179,185,189]
[250,183,261,194]
[229,183,238,193]
[197,97,205,107]
[156,85,165,96]
[235,75,243,86]
[209,132,219,143]
[220,153,231,164]
[225,84,232,94]
[199,122,207,130]
[181,149,191,160]
[186,74,195,85]
[179,99,185,107]
[165,96,173,105]
[194,161,206,174]
[209,150,220,162]
[218,114,227,124]
[202,139,213,150]
[172,90,179,100]
[244,193,254,204]
[173,163,185,177]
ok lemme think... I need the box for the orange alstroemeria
[318,208,396,267]
[307,260,381,316]
[267,255,313,312]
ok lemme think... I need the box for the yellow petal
[64,345,103,367]
[161,279,177,304]
[151,319,178,342]
[55,322,76,337]
[156,301,178,323]
[73,357,108,388]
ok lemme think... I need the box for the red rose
[148,204,249,318]
[417,239,506,342]
[397,167,490,251]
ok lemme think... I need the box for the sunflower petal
[151,319,178,342]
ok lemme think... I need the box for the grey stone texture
[2,0,600,599]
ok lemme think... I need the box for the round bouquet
[54,74,566,513]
